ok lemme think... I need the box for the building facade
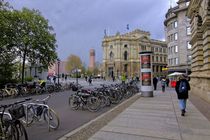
[187,0,210,103]
[48,61,67,76]
[102,29,167,79]
[164,0,191,74]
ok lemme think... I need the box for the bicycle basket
[8,104,25,119]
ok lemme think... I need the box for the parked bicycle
[21,95,60,131]
[69,90,101,112]
[0,98,31,140]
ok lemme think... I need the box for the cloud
[6,0,172,65]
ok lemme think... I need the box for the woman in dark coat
[175,74,190,116]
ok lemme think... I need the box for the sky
[6,0,178,66]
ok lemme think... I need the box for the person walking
[121,73,126,84]
[175,74,190,116]
[161,77,166,92]
[166,78,170,87]
[153,77,158,90]
[88,75,92,85]
[53,75,56,84]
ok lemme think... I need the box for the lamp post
[57,58,60,85]
[76,68,78,85]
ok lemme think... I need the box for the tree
[0,5,58,83]
[0,0,18,85]
[65,54,82,73]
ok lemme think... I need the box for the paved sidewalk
[89,89,210,140]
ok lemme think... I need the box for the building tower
[89,49,95,71]
[164,0,191,74]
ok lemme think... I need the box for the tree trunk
[21,48,27,84]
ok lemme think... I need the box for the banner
[141,55,151,69]
[142,72,151,86]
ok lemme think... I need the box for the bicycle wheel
[16,121,28,140]
[87,96,101,112]
[98,95,106,108]
[69,95,80,110]
[3,120,19,140]
[43,108,60,130]
[109,91,120,104]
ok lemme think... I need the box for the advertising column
[139,51,153,97]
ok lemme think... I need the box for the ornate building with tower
[187,0,210,103]
[102,29,167,79]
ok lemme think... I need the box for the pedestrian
[175,74,190,116]
[121,73,126,84]
[166,78,170,87]
[65,74,67,81]
[53,75,56,84]
[161,77,166,92]
[153,77,158,90]
[88,76,92,85]
[112,76,115,82]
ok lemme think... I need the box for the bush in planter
[25,76,33,82]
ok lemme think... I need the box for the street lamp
[57,58,60,85]
[76,68,78,85]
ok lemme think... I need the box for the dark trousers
[153,83,157,90]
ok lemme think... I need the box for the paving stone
[90,131,176,140]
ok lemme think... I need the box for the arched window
[124,51,128,60]
[109,51,114,61]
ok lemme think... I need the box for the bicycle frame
[24,103,51,131]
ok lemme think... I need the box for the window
[124,64,128,72]
[171,34,174,41]
[109,51,114,61]
[124,51,128,60]
[171,46,173,54]
[159,48,162,53]
[164,57,166,62]
[187,27,191,35]
[124,44,128,48]
[175,58,179,65]
[187,55,192,62]
[155,48,158,52]
[163,48,166,53]
[187,41,192,49]
[151,47,154,52]
[156,56,158,62]
[174,21,177,28]
[110,45,113,49]
[168,36,170,42]
[168,47,171,54]
[160,56,162,62]
[175,45,178,53]
[141,45,146,51]
[174,33,178,40]
[152,56,154,62]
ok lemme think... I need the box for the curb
[58,93,141,140]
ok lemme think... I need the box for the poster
[141,55,151,69]
[142,72,151,86]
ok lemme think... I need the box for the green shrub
[25,76,33,82]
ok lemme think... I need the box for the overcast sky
[6,0,178,66]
